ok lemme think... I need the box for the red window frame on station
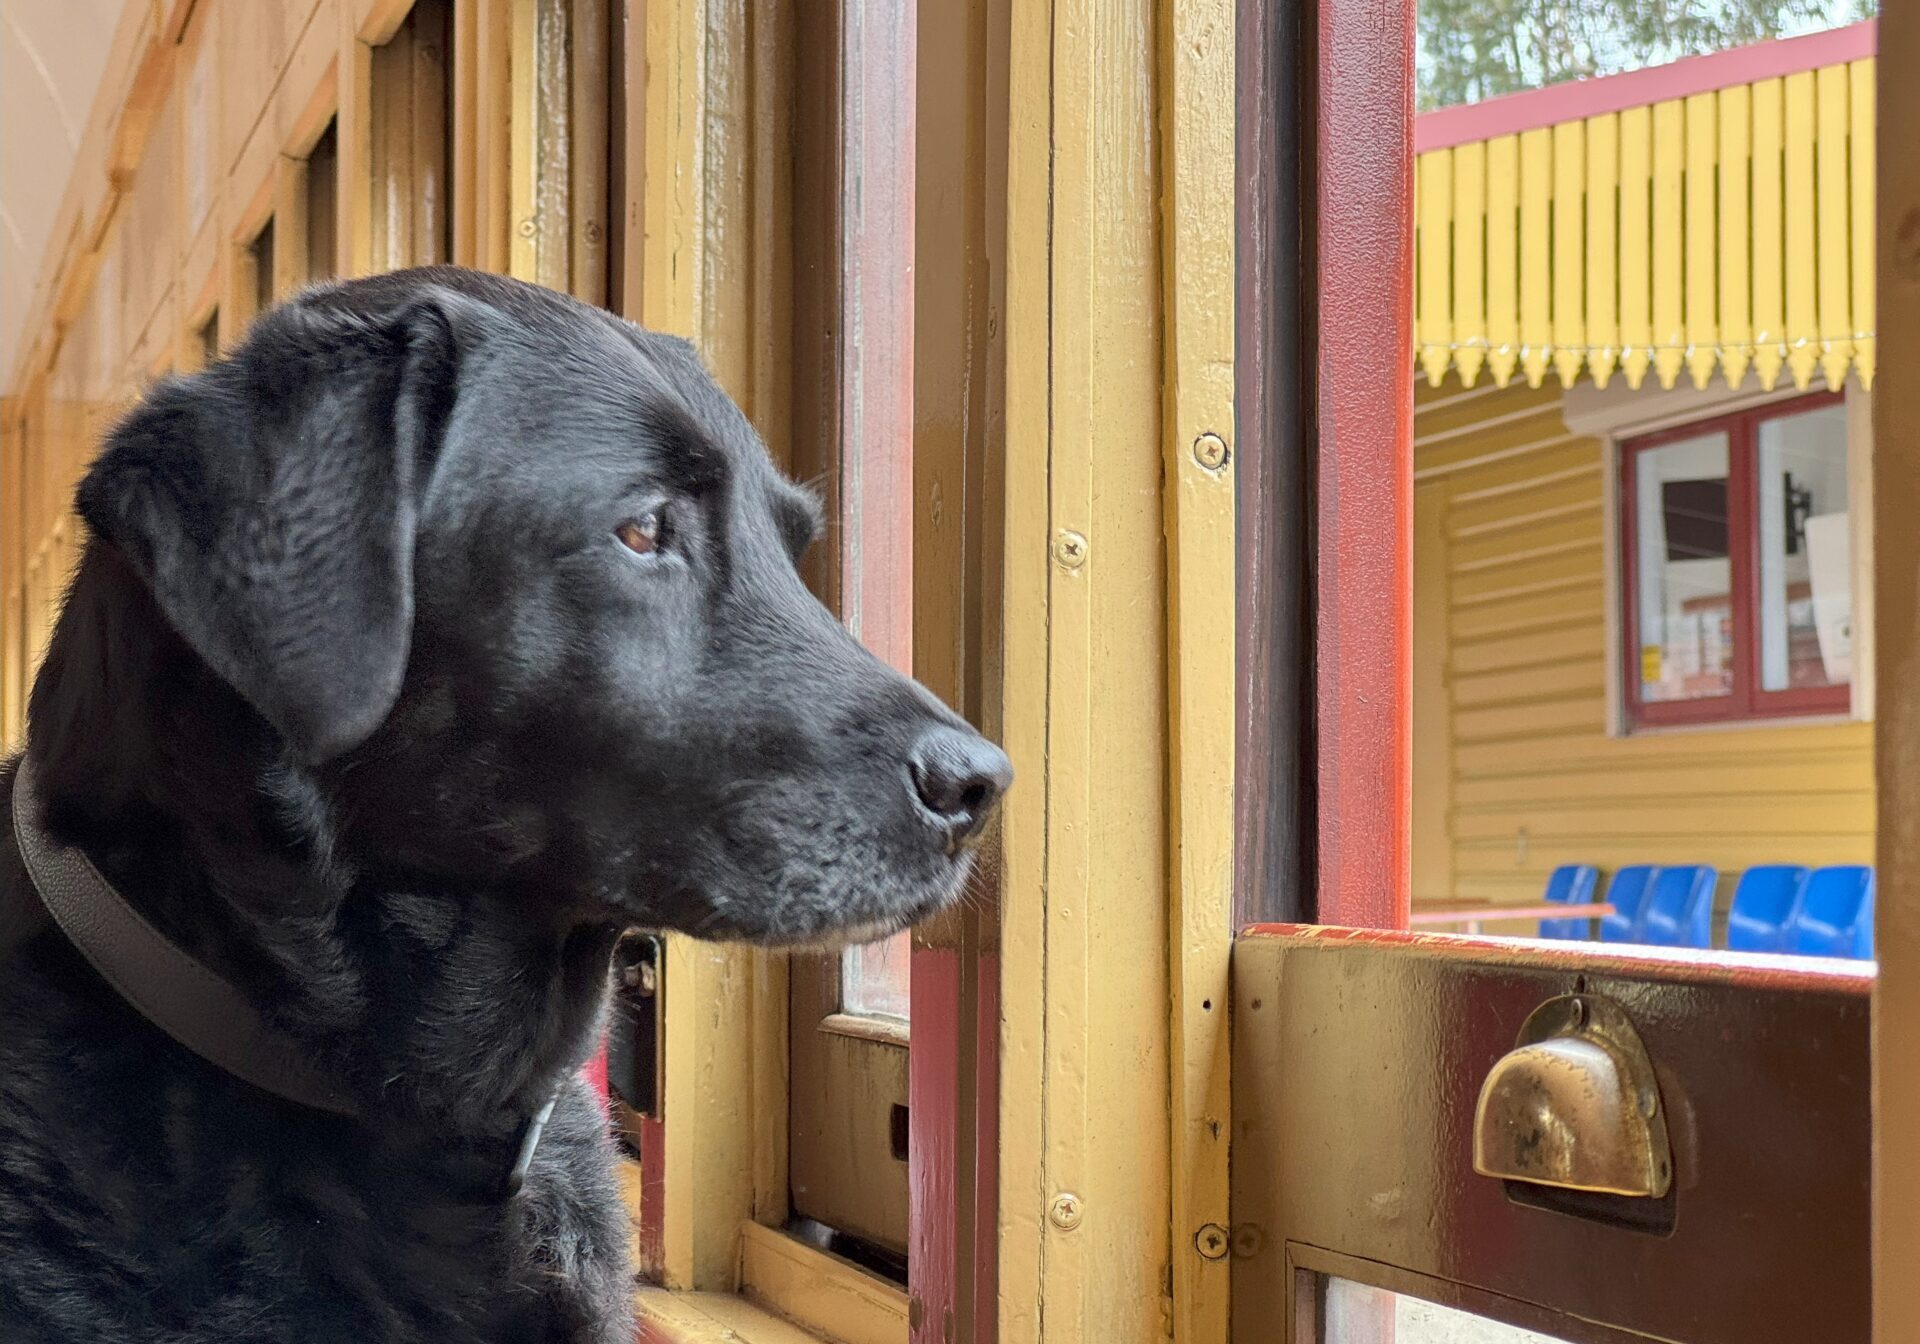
[1619,389,1852,731]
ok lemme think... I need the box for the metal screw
[1192,432,1229,471]
[1053,530,1089,570]
[1567,997,1586,1028]
[518,218,539,238]
[1639,1086,1659,1119]
[1048,1192,1083,1230]
[584,220,603,244]
[1194,1223,1230,1260]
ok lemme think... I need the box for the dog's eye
[616,512,664,556]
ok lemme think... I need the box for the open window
[1232,8,1898,1341]
[306,120,339,284]
[248,219,276,320]
[368,0,452,272]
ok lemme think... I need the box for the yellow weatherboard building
[1410,22,1877,919]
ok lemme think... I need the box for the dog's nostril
[908,727,1013,840]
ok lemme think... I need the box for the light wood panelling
[368,0,451,271]
[0,0,484,753]
[1412,376,1875,911]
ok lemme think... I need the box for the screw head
[1192,432,1229,471]
[1048,1192,1083,1230]
[1053,530,1089,570]
[1194,1223,1230,1260]
[518,217,539,238]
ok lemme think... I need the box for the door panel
[1232,928,1871,1344]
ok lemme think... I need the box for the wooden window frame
[1228,4,1912,1340]
[305,119,341,285]
[364,0,455,275]
[1618,389,1851,731]
[786,0,918,1267]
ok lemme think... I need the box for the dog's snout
[907,727,1013,844]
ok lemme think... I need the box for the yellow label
[1640,645,1662,684]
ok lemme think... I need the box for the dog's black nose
[908,728,1013,843]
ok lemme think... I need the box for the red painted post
[910,947,963,1344]
[1314,0,1416,934]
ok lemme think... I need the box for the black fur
[0,268,1009,1342]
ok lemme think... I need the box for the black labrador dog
[0,267,1009,1343]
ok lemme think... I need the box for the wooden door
[1231,931,1871,1342]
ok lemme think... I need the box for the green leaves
[1417,0,1866,112]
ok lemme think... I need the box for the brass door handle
[1472,994,1672,1198]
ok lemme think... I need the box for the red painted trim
[1316,0,1415,931]
[909,948,960,1344]
[635,1114,666,1282]
[1239,921,1877,992]
[1620,391,1850,730]
[1416,20,1876,153]
[970,950,998,1344]
[907,942,999,1344]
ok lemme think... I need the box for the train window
[785,0,918,1263]
[369,0,452,271]
[1235,8,1889,1341]
[306,121,338,284]
[495,0,613,302]
[249,220,275,321]
[1319,1278,1568,1344]
[196,309,219,369]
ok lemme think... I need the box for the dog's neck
[23,546,615,1138]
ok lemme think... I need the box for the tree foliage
[1417,0,1875,111]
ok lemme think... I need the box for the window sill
[636,1289,834,1344]
[635,1225,910,1344]
[1617,709,1859,739]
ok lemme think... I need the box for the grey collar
[12,750,558,1194]
[12,750,358,1116]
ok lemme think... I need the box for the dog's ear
[77,289,471,765]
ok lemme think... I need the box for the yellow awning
[1414,27,1876,393]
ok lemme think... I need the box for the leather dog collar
[13,750,563,1194]
[13,750,360,1116]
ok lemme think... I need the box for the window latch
[607,931,664,1119]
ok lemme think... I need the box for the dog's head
[75,268,1009,944]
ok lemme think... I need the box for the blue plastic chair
[1784,866,1875,959]
[1598,866,1658,942]
[1637,865,1718,948]
[1536,864,1601,940]
[1726,865,1810,953]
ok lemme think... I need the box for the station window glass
[1621,393,1852,729]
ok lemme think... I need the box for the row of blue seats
[1537,863,1875,958]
